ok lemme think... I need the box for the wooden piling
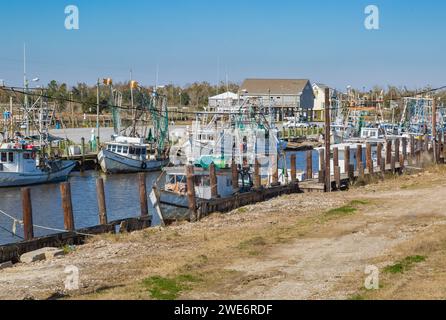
[358,163,365,180]
[138,173,149,217]
[60,182,75,231]
[334,166,341,190]
[186,165,197,221]
[324,87,331,192]
[433,98,438,163]
[410,135,415,162]
[386,140,392,165]
[306,150,313,180]
[377,143,383,167]
[96,177,107,225]
[290,154,297,184]
[356,144,363,170]
[391,155,396,173]
[253,158,261,189]
[394,139,400,166]
[231,160,238,190]
[344,146,350,175]
[380,155,386,179]
[210,163,218,198]
[21,187,34,241]
[366,143,373,175]
[272,154,279,186]
[402,137,407,163]
[348,164,355,182]
[399,154,405,171]
[333,147,339,168]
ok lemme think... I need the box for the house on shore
[312,83,337,122]
[239,79,314,121]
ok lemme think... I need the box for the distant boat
[0,142,76,188]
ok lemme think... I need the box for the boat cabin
[0,143,38,173]
[105,142,148,160]
[164,166,235,199]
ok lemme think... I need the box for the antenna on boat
[23,43,29,137]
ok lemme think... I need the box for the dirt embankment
[1,167,446,300]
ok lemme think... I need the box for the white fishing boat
[98,136,169,173]
[0,142,76,188]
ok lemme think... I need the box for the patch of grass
[326,200,369,217]
[61,245,75,255]
[237,207,248,214]
[238,236,267,250]
[142,274,201,300]
[384,255,426,274]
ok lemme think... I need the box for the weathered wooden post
[324,88,331,192]
[344,146,350,175]
[356,144,363,170]
[96,177,108,225]
[386,140,392,165]
[96,136,100,153]
[394,139,400,167]
[348,164,355,182]
[21,187,34,241]
[272,154,279,186]
[377,143,383,168]
[399,154,405,171]
[433,98,438,164]
[290,154,297,184]
[402,137,407,164]
[306,150,313,180]
[391,155,396,173]
[358,163,365,181]
[333,147,339,169]
[209,163,218,198]
[186,165,197,221]
[366,143,373,175]
[253,158,261,188]
[318,149,325,184]
[231,160,238,190]
[60,182,75,231]
[334,166,341,190]
[138,173,149,217]
[410,135,415,163]
[380,155,386,179]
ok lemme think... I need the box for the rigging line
[0,224,24,239]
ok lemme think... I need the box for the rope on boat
[0,209,95,238]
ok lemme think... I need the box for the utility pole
[324,88,331,192]
[96,78,100,140]
[432,97,437,164]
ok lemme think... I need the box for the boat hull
[98,149,170,174]
[0,161,76,188]
[159,190,190,208]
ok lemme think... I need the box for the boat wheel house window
[8,152,14,163]
[1,152,6,163]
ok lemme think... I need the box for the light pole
[96,78,100,140]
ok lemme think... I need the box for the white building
[208,91,238,110]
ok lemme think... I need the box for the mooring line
[0,208,95,238]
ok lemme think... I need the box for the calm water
[0,171,188,245]
[0,150,365,245]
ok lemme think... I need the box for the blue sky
[0,0,445,90]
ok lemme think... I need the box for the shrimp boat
[0,140,76,188]
[98,80,170,174]
[159,166,236,208]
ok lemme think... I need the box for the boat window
[0,152,6,163]
[8,152,14,163]
[129,146,135,155]
[123,146,128,154]
[135,148,141,156]
[176,175,186,183]
[117,146,123,153]
[111,145,117,152]
[23,153,31,160]
[141,148,147,155]
[167,175,176,184]
[107,145,111,151]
